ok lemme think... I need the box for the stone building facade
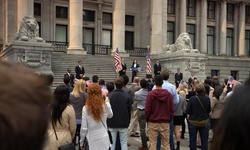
[1,0,250,81]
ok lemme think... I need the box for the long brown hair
[85,84,105,122]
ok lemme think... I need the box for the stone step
[51,53,152,90]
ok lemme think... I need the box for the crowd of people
[2,60,250,150]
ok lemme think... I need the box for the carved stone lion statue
[165,32,193,52]
[15,16,43,42]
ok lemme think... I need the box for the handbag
[52,122,76,150]
[189,96,209,127]
[100,119,113,144]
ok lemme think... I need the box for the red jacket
[145,89,174,123]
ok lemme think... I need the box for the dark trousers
[188,123,209,150]
[132,71,137,83]
[181,113,187,135]
[72,124,81,149]
[138,110,147,148]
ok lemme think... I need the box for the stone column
[179,0,186,33]
[112,0,128,57]
[3,0,17,45]
[219,1,227,55]
[97,4,102,44]
[200,0,207,54]
[238,3,245,56]
[67,0,85,55]
[150,0,163,56]
[17,0,34,31]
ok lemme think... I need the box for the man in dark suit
[119,58,127,76]
[175,68,183,88]
[64,68,75,87]
[154,60,161,76]
[75,60,85,79]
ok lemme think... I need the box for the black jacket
[64,73,75,86]
[75,65,85,79]
[154,63,161,75]
[186,94,211,121]
[119,63,127,76]
[107,89,131,128]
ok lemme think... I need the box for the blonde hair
[71,79,86,98]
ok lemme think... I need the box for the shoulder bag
[188,96,210,127]
[52,122,76,150]
[100,119,113,144]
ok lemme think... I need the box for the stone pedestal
[158,51,207,83]
[0,41,54,75]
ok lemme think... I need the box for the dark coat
[154,63,161,75]
[119,63,127,76]
[107,89,131,128]
[75,65,85,79]
[64,73,75,86]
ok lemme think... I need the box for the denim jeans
[109,128,128,150]
[157,120,174,150]
[188,122,209,150]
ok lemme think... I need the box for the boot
[180,133,184,139]
[175,141,180,150]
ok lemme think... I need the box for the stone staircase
[51,52,151,89]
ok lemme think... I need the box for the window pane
[207,36,214,55]
[83,10,95,22]
[246,6,250,23]
[102,30,112,46]
[187,25,195,33]
[56,25,67,42]
[168,22,174,31]
[246,30,250,56]
[226,38,233,56]
[56,6,68,19]
[227,4,234,22]
[85,29,94,44]
[187,24,195,48]
[211,70,220,77]
[125,15,134,26]
[167,0,175,14]
[187,0,195,17]
[189,34,195,48]
[245,39,250,56]
[37,22,41,37]
[167,32,174,44]
[103,12,112,24]
[125,31,134,49]
[231,71,239,80]
[34,3,41,16]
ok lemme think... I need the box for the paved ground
[128,131,212,150]
[126,119,213,150]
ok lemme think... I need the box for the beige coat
[44,105,76,150]
[210,94,227,119]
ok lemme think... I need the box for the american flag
[178,80,184,88]
[146,46,152,74]
[114,47,122,73]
